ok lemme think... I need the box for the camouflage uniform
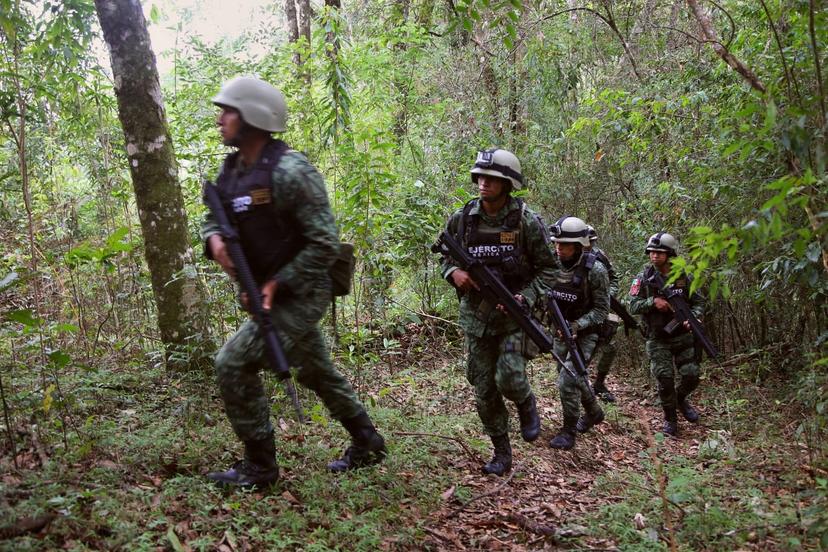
[589,246,620,392]
[549,254,610,432]
[628,265,705,427]
[441,197,556,437]
[202,148,365,443]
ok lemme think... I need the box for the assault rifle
[649,271,718,359]
[610,296,641,335]
[432,231,584,378]
[545,295,596,399]
[203,180,305,423]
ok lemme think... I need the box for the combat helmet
[645,232,678,256]
[213,76,287,133]
[549,216,591,246]
[587,225,598,243]
[470,149,523,190]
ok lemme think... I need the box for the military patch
[630,278,641,296]
[500,231,517,244]
[250,188,271,205]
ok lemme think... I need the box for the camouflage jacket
[440,197,556,338]
[201,149,338,337]
[628,264,705,339]
[590,246,619,297]
[547,251,611,331]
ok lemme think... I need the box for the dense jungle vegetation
[1,0,826,549]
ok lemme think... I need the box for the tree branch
[686,0,766,94]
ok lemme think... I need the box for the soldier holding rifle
[201,77,385,487]
[629,232,710,437]
[439,149,556,476]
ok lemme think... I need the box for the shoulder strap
[458,199,477,244]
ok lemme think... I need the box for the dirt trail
[420,372,725,550]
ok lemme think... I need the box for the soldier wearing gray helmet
[440,148,556,476]
[201,76,386,487]
[629,232,705,437]
[546,216,610,450]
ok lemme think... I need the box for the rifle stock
[203,180,305,423]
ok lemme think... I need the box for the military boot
[575,396,605,433]
[592,374,616,403]
[657,377,679,437]
[516,393,541,442]
[677,375,700,423]
[482,434,512,476]
[207,433,280,488]
[328,411,387,473]
[549,417,578,450]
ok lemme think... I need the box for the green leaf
[6,309,42,328]
[49,350,71,368]
[167,526,184,552]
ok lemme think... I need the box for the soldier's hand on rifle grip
[654,297,672,312]
[451,269,480,292]
[262,279,278,312]
[208,234,236,279]
[496,294,524,313]
[683,320,692,332]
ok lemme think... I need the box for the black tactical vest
[550,251,596,321]
[216,139,304,286]
[460,198,532,292]
[641,265,690,338]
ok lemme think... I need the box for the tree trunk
[285,0,300,67]
[94,0,209,371]
[298,0,312,83]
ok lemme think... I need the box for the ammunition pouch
[330,242,355,297]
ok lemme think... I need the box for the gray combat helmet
[212,76,287,133]
[549,216,591,246]
[645,232,678,256]
[587,225,598,242]
[470,149,523,190]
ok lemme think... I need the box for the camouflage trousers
[554,332,599,427]
[645,332,700,382]
[215,318,364,442]
[465,330,533,437]
[592,320,619,378]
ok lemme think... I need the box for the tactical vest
[641,265,690,338]
[459,198,532,293]
[550,251,596,322]
[216,139,304,286]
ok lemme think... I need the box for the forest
[1,0,826,549]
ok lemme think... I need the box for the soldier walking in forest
[628,232,705,437]
[439,149,556,476]
[201,76,386,487]
[546,216,610,450]
[585,225,621,403]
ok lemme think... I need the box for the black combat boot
[677,375,700,423]
[482,434,512,476]
[593,374,616,403]
[549,417,578,450]
[328,411,387,473]
[657,377,679,437]
[207,433,280,488]
[516,393,541,442]
[575,396,605,433]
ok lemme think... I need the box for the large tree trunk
[298,0,312,83]
[285,0,300,67]
[94,0,209,371]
